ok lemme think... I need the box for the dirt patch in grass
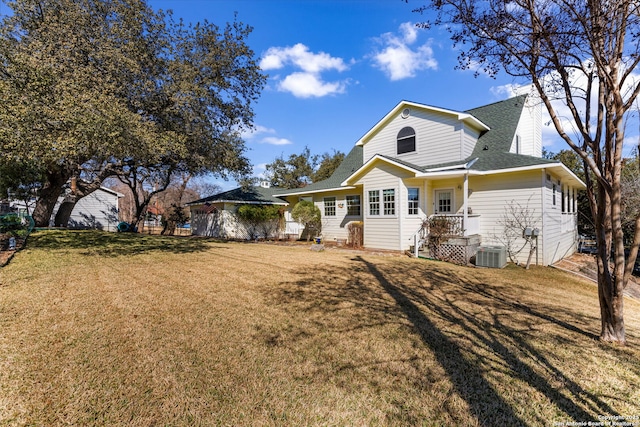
[553,253,640,300]
[1,230,639,426]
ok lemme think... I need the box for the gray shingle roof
[405,94,560,172]
[465,94,559,171]
[187,185,288,206]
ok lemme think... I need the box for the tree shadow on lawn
[27,229,218,257]
[266,256,629,426]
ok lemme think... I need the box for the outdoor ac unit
[476,245,507,268]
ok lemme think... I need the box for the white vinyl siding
[363,109,467,166]
[356,163,411,251]
[462,125,482,159]
[512,100,543,157]
[296,190,363,243]
[541,173,578,265]
[468,170,576,266]
[62,188,121,231]
[400,178,427,248]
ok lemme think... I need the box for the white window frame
[346,194,361,217]
[383,189,396,216]
[323,197,336,217]
[407,187,420,216]
[367,189,397,217]
[434,188,454,214]
[368,190,380,216]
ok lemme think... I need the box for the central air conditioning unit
[476,245,507,268]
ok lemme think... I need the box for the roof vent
[401,108,411,119]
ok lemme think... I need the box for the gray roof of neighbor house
[187,185,289,206]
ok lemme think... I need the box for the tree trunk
[31,170,71,227]
[593,172,627,344]
[597,266,626,344]
[53,199,76,227]
[52,177,106,227]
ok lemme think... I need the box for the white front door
[435,189,453,214]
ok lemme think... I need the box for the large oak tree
[415,0,640,344]
[0,0,265,226]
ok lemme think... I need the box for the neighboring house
[273,94,585,266]
[187,183,294,240]
[52,187,123,231]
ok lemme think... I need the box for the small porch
[410,214,482,265]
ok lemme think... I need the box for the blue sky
[149,0,583,190]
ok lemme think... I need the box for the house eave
[187,199,289,207]
[342,154,422,186]
[99,186,125,198]
[423,157,479,173]
[468,163,586,188]
[274,186,357,197]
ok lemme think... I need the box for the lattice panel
[423,239,479,266]
[438,244,468,265]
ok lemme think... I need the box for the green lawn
[1,230,639,426]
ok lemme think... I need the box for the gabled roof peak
[356,99,491,146]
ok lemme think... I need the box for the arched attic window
[397,126,416,155]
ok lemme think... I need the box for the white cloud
[241,125,291,145]
[261,136,293,146]
[399,21,418,44]
[261,43,348,74]
[241,125,276,141]
[260,43,350,98]
[253,163,268,178]
[279,72,346,99]
[371,22,438,81]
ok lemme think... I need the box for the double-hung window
[408,188,419,215]
[324,197,336,216]
[369,189,396,216]
[346,195,361,216]
[383,189,395,215]
[368,190,380,215]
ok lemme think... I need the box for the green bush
[0,214,23,234]
[291,200,321,241]
[236,204,282,240]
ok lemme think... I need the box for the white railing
[427,214,481,236]
[409,214,481,257]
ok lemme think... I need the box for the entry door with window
[435,190,453,214]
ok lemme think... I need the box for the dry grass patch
[0,230,639,426]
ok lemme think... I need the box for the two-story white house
[274,95,585,266]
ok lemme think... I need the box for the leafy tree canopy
[264,147,344,188]
[0,0,266,226]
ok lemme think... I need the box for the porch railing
[426,214,480,236]
[410,214,481,258]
